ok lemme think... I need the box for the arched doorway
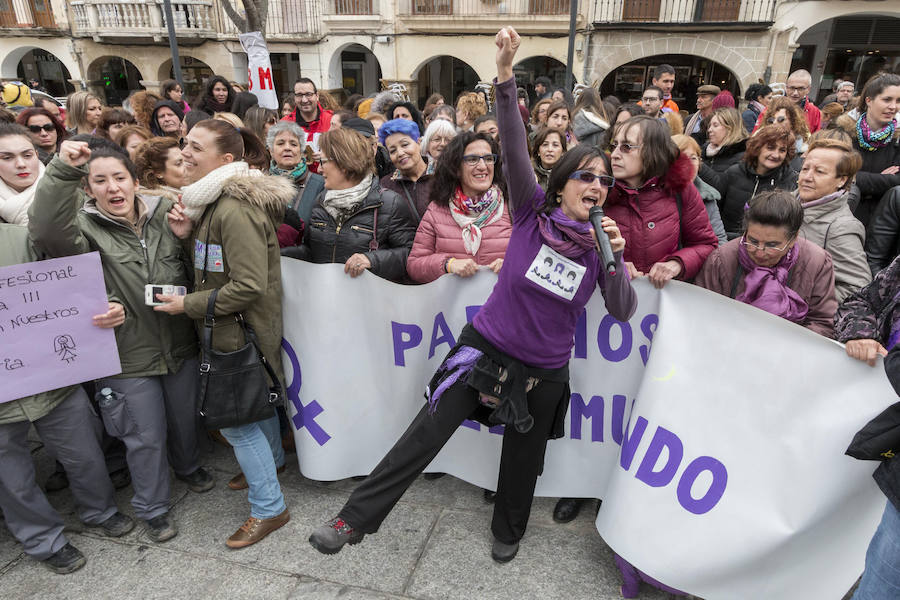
[600,54,740,111]
[15,48,74,97]
[513,56,571,105]
[337,44,382,98]
[88,57,144,106]
[414,56,479,108]
[792,15,900,104]
[160,56,214,103]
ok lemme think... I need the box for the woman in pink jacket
[406,131,513,284]
[605,114,719,287]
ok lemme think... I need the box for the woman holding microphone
[309,26,637,563]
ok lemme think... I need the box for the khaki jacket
[182,174,294,385]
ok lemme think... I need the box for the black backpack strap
[369,205,379,251]
[729,263,743,299]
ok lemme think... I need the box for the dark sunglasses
[569,170,615,187]
[28,124,55,133]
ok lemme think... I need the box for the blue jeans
[221,413,286,519]
[853,500,900,600]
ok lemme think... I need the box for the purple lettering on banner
[462,419,481,431]
[677,456,728,515]
[391,321,422,366]
[569,393,604,442]
[281,339,331,446]
[465,305,482,323]
[488,424,505,434]
[598,315,632,362]
[620,415,648,470]
[428,312,456,359]
[635,427,684,487]
[611,394,627,445]
[573,309,587,359]
[639,314,658,366]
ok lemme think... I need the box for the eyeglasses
[462,153,497,166]
[294,92,316,99]
[641,96,661,103]
[740,236,792,253]
[569,170,615,187]
[28,124,55,133]
[609,141,642,154]
[786,86,809,94]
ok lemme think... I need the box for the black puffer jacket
[701,139,746,173]
[699,160,798,239]
[852,133,900,229]
[864,185,900,276]
[289,178,416,283]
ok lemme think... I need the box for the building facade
[1,0,898,108]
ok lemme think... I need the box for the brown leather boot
[226,509,290,549]
[227,464,287,490]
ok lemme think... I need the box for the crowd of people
[1,26,899,599]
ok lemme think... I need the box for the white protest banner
[0,252,121,402]
[280,259,892,599]
[239,31,278,109]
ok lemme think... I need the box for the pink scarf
[736,242,808,324]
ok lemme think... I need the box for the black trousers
[339,378,565,544]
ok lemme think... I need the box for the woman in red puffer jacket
[604,115,718,287]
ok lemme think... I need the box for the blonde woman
[64,91,102,135]
[456,92,487,131]
[702,107,747,172]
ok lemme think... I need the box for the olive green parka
[28,157,198,378]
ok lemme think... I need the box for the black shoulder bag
[197,288,281,430]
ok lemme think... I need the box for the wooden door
[699,0,740,22]
[622,0,661,22]
[0,0,18,27]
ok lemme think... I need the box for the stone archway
[1,43,81,88]
[412,55,480,107]
[158,56,215,102]
[325,42,387,94]
[589,34,759,101]
[87,56,144,106]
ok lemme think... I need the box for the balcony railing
[399,0,570,17]
[322,0,377,15]
[218,0,322,37]
[590,0,775,25]
[0,0,59,28]
[70,0,216,36]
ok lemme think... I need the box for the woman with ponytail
[155,119,296,549]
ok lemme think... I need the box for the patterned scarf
[270,159,307,183]
[857,113,897,152]
[323,174,373,223]
[537,206,596,259]
[450,185,504,255]
[181,161,258,221]
[736,241,808,324]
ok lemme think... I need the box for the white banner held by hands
[239,31,278,109]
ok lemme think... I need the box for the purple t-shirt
[472,77,636,369]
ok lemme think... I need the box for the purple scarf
[735,242,809,323]
[537,207,596,258]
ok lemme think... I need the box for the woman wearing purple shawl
[308,27,637,563]
[695,189,837,338]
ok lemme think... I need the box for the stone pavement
[0,435,683,600]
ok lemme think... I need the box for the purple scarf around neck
[736,241,808,324]
[537,207,596,258]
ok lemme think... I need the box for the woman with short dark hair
[695,189,837,337]
[97,107,136,141]
[194,75,234,115]
[742,83,772,132]
[160,79,191,115]
[388,101,425,136]
[604,114,719,285]
[16,107,67,162]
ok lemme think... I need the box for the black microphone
[589,205,617,276]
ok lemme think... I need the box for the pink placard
[0,251,121,403]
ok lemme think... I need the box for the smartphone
[145,284,187,306]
